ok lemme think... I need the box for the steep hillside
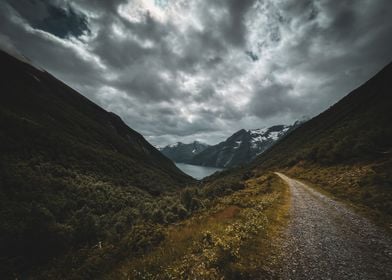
[0,50,193,278]
[0,50,191,190]
[192,124,295,168]
[253,62,392,216]
[159,141,210,163]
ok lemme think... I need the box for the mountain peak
[160,141,210,163]
[191,123,297,168]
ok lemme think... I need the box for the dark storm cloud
[0,2,103,86]
[218,0,257,46]
[6,0,90,39]
[35,4,90,38]
[250,82,297,118]
[244,0,392,120]
[71,0,128,15]
[1,0,392,146]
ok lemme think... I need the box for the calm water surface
[175,163,223,180]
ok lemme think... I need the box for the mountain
[0,50,193,277]
[191,124,297,168]
[102,62,392,279]
[252,61,392,216]
[159,141,210,163]
[0,49,191,191]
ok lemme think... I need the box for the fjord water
[175,163,222,179]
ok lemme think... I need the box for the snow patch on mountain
[234,140,242,149]
[169,142,180,148]
[191,122,303,168]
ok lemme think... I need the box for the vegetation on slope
[0,50,193,278]
[7,160,253,279]
[0,50,190,192]
[252,62,392,217]
[108,173,289,279]
[287,163,392,222]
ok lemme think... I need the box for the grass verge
[286,163,392,231]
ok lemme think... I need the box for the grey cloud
[0,3,103,87]
[215,0,257,47]
[193,85,215,102]
[72,0,128,14]
[250,82,295,118]
[246,0,392,120]
[278,0,315,18]
[1,0,392,147]
[91,25,153,69]
[113,69,184,102]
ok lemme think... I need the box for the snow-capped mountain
[248,126,291,155]
[191,123,300,168]
[159,141,210,163]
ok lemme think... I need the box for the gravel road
[275,172,392,280]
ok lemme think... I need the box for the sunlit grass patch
[109,173,289,279]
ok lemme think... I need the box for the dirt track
[276,172,392,280]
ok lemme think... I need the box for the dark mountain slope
[192,129,253,168]
[0,50,191,191]
[0,50,193,278]
[252,62,392,215]
[159,141,210,163]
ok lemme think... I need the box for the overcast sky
[1,0,392,146]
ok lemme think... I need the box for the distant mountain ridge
[190,123,300,168]
[159,141,210,163]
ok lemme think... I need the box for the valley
[1,16,392,280]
